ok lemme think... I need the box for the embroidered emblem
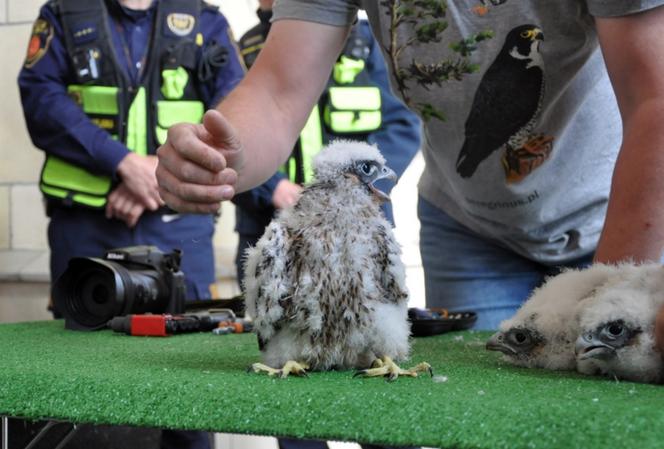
[25,19,53,68]
[167,13,195,36]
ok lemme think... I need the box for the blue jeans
[418,196,594,330]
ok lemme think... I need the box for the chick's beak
[369,166,397,203]
[575,331,616,361]
[379,166,397,183]
[486,332,516,355]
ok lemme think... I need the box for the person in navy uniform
[19,0,244,305]
[18,1,244,448]
[233,0,422,285]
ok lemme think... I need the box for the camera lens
[57,261,125,329]
[52,253,180,331]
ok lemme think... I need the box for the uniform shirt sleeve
[18,5,130,176]
[272,0,359,27]
[360,21,421,225]
[200,9,245,108]
[586,0,664,17]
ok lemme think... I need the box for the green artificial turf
[1,320,663,449]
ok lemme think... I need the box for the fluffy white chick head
[312,140,395,201]
[575,264,664,384]
[486,264,619,370]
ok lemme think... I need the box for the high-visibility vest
[39,0,221,208]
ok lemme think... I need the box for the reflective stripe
[68,85,118,114]
[296,104,323,184]
[40,155,111,208]
[328,86,381,111]
[333,56,365,85]
[41,184,108,208]
[324,86,382,133]
[126,87,147,155]
[155,100,205,145]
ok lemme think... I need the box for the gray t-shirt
[272,0,664,263]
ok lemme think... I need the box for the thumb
[202,109,243,170]
[203,109,241,151]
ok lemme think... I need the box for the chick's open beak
[370,166,397,203]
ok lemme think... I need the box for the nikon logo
[106,253,126,260]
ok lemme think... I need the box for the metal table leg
[1,417,78,449]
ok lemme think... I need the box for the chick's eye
[360,163,375,175]
[509,330,531,345]
[607,322,624,337]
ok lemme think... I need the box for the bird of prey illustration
[575,263,664,384]
[456,24,544,178]
[244,141,430,380]
[486,264,619,370]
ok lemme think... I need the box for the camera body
[53,246,186,330]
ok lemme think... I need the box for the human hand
[272,179,302,209]
[116,153,164,211]
[105,182,146,228]
[156,110,241,213]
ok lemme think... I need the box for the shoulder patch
[166,13,196,37]
[25,18,54,68]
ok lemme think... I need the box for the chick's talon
[353,357,433,381]
[248,361,310,378]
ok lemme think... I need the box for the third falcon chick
[575,263,664,384]
[243,141,430,380]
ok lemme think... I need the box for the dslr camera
[53,246,186,330]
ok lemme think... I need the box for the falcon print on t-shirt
[457,24,554,182]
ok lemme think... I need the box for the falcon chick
[243,141,429,380]
[575,263,664,384]
[486,264,620,370]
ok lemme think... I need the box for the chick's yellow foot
[248,361,310,378]
[353,356,433,382]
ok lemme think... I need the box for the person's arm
[156,20,349,213]
[592,6,664,263]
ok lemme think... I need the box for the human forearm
[593,9,664,263]
[594,101,664,263]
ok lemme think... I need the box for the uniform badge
[25,19,54,68]
[166,13,195,36]
[71,23,98,45]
